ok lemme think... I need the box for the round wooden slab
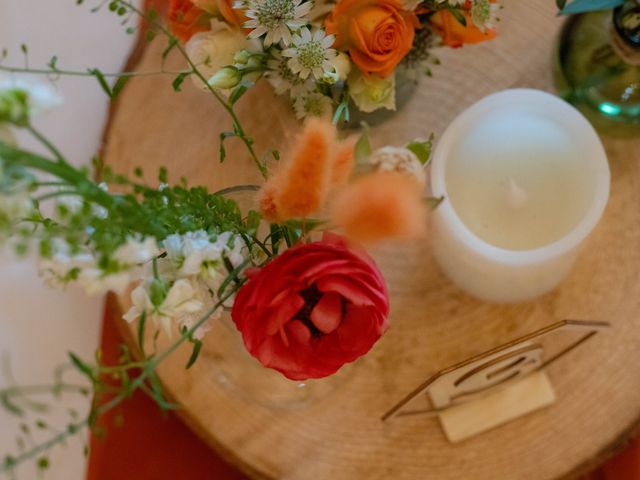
[104,1,640,478]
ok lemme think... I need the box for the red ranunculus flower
[231,234,389,380]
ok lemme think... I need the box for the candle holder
[430,89,610,303]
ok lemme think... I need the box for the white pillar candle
[430,89,610,303]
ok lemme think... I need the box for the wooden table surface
[104,0,640,478]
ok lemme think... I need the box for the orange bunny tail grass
[331,171,427,245]
[257,182,282,222]
[273,117,337,220]
[330,136,358,187]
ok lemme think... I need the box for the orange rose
[325,0,420,78]
[168,0,210,42]
[429,9,497,48]
[215,0,248,27]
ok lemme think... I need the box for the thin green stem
[26,125,66,164]
[0,383,89,397]
[0,282,245,475]
[0,64,189,79]
[115,0,268,179]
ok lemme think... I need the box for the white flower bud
[208,66,242,90]
[368,146,427,188]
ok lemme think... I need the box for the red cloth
[86,298,640,480]
[86,297,247,480]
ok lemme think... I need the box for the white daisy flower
[293,91,333,119]
[123,278,205,338]
[241,0,313,47]
[471,0,500,32]
[282,28,337,81]
[265,50,306,95]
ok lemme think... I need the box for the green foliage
[406,134,434,165]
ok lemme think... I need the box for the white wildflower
[369,146,427,188]
[123,278,205,337]
[265,50,306,95]
[349,71,396,113]
[282,28,337,81]
[471,0,500,32]
[242,0,312,47]
[293,91,333,119]
[114,236,160,266]
[0,76,62,125]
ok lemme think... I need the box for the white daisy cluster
[186,0,341,118]
[123,230,246,339]
[470,0,501,32]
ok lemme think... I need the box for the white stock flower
[0,190,33,224]
[37,239,94,290]
[163,230,246,281]
[176,278,221,339]
[471,0,500,32]
[292,91,333,119]
[282,28,337,81]
[242,0,312,47]
[123,278,205,337]
[368,146,427,188]
[78,269,132,296]
[186,20,259,92]
[349,71,396,113]
[114,236,160,266]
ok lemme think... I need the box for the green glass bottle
[554,2,640,135]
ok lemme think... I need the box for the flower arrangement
[168,0,500,119]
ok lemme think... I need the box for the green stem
[0,384,89,397]
[0,64,189,79]
[26,125,66,164]
[115,0,268,180]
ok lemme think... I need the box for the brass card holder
[382,320,609,442]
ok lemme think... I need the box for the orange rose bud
[331,171,427,244]
[168,0,211,42]
[430,9,497,48]
[325,0,419,78]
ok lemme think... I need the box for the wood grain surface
[105,0,640,478]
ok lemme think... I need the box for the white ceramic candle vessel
[430,89,610,303]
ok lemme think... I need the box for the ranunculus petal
[311,292,343,334]
[264,293,305,335]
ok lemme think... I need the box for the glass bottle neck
[610,4,640,65]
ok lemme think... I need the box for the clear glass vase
[206,313,354,410]
[553,4,640,136]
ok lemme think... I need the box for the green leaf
[560,0,624,14]
[162,37,178,59]
[229,81,253,105]
[219,132,236,163]
[424,196,444,209]
[37,457,49,471]
[448,7,467,26]
[68,352,96,383]
[111,75,130,99]
[88,68,113,98]
[171,72,189,92]
[137,310,147,355]
[406,135,434,165]
[185,339,203,369]
[354,123,372,165]
[0,392,23,416]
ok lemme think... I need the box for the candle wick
[506,177,528,210]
